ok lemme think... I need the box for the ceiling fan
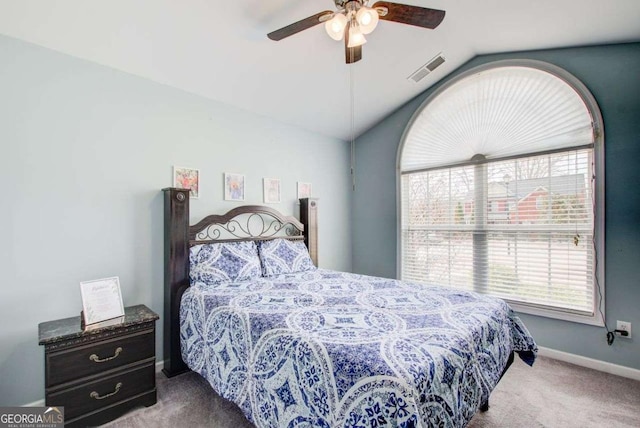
[267,1,445,64]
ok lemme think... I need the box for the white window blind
[399,61,604,322]
[401,149,594,314]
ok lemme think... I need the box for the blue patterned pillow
[257,239,316,277]
[189,241,262,285]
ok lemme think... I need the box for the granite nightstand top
[38,304,159,345]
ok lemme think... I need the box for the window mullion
[473,162,488,293]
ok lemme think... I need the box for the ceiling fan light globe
[356,7,379,34]
[325,13,348,41]
[347,26,367,47]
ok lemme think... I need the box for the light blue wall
[353,43,640,370]
[0,35,352,405]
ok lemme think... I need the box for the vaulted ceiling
[1,0,639,141]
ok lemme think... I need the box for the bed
[162,188,537,427]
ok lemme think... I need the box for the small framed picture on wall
[263,178,281,204]
[173,166,200,199]
[297,182,312,199]
[224,173,245,201]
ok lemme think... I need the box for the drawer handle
[90,382,122,400]
[89,347,123,363]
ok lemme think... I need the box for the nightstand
[38,304,159,427]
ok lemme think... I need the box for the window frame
[396,59,605,326]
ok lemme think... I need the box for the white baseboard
[22,360,166,407]
[538,346,640,381]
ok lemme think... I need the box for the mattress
[180,269,537,427]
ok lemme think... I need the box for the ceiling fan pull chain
[350,65,356,191]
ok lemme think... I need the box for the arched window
[398,60,604,325]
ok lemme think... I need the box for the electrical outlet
[616,320,632,339]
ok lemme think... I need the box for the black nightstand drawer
[47,361,155,420]
[46,329,155,388]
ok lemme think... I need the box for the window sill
[506,299,604,327]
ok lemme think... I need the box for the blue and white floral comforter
[180,269,537,427]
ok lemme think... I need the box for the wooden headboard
[161,187,318,377]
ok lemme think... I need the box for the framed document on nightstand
[80,277,125,328]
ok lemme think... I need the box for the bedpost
[162,187,191,377]
[299,198,319,266]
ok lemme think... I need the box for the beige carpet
[103,356,640,428]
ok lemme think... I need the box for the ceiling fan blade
[372,1,445,29]
[268,10,333,41]
[344,23,363,64]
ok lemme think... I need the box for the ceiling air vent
[408,52,445,83]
